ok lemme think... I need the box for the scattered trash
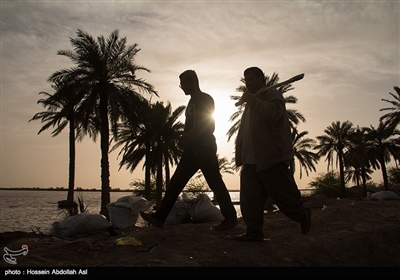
[114,236,142,246]
[148,245,157,254]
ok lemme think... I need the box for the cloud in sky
[1,0,399,190]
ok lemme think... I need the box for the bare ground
[1,187,400,279]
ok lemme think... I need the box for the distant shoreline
[0,187,241,192]
[0,187,131,192]
[0,187,314,198]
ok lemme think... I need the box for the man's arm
[178,117,214,148]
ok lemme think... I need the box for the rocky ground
[1,187,399,279]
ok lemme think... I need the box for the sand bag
[164,200,191,226]
[369,191,400,201]
[107,195,150,229]
[50,213,112,237]
[188,193,224,223]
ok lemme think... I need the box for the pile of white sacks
[50,193,224,237]
[164,193,224,226]
[107,192,224,228]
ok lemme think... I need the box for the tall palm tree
[48,29,157,219]
[291,127,319,179]
[154,102,185,187]
[364,122,400,190]
[112,101,185,205]
[380,86,400,131]
[112,99,152,198]
[314,121,354,198]
[344,166,373,190]
[29,81,91,207]
[148,101,185,206]
[344,126,377,195]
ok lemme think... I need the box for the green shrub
[184,176,210,196]
[129,179,157,201]
[388,166,400,187]
[308,171,341,198]
[365,180,380,192]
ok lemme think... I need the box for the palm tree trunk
[145,143,151,200]
[99,93,111,219]
[361,167,368,196]
[67,119,75,203]
[156,159,163,207]
[379,158,390,191]
[355,171,360,187]
[164,156,170,189]
[338,150,347,198]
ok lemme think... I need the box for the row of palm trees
[30,29,158,218]
[111,101,186,207]
[30,29,400,219]
[228,75,400,198]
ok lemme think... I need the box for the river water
[0,190,241,234]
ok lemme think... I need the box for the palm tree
[216,154,236,177]
[112,101,185,206]
[112,100,153,199]
[48,29,157,219]
[114,100,165,205]
[314,121,354,198]
[380,86,400,131]
[344,126,377,195]
[227,81,248,143]
[148,101,185,206]
[291,127,319,179]
[364,122,400,190]
[344,166,373,191]
[286,96,306,132]
[192,153,235,179]
[29,81,90,209]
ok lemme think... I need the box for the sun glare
[212,94,237,144]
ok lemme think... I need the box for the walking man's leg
[199,149,237,230]
[240,164,267,235]
[141,153,198,227]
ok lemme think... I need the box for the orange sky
[1,0,399,191]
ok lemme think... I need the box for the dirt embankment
[1,187,399,279]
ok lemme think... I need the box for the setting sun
[212,93,238,156]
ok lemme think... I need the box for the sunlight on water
[0,190,135,234]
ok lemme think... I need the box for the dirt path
[1,195,399,278]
